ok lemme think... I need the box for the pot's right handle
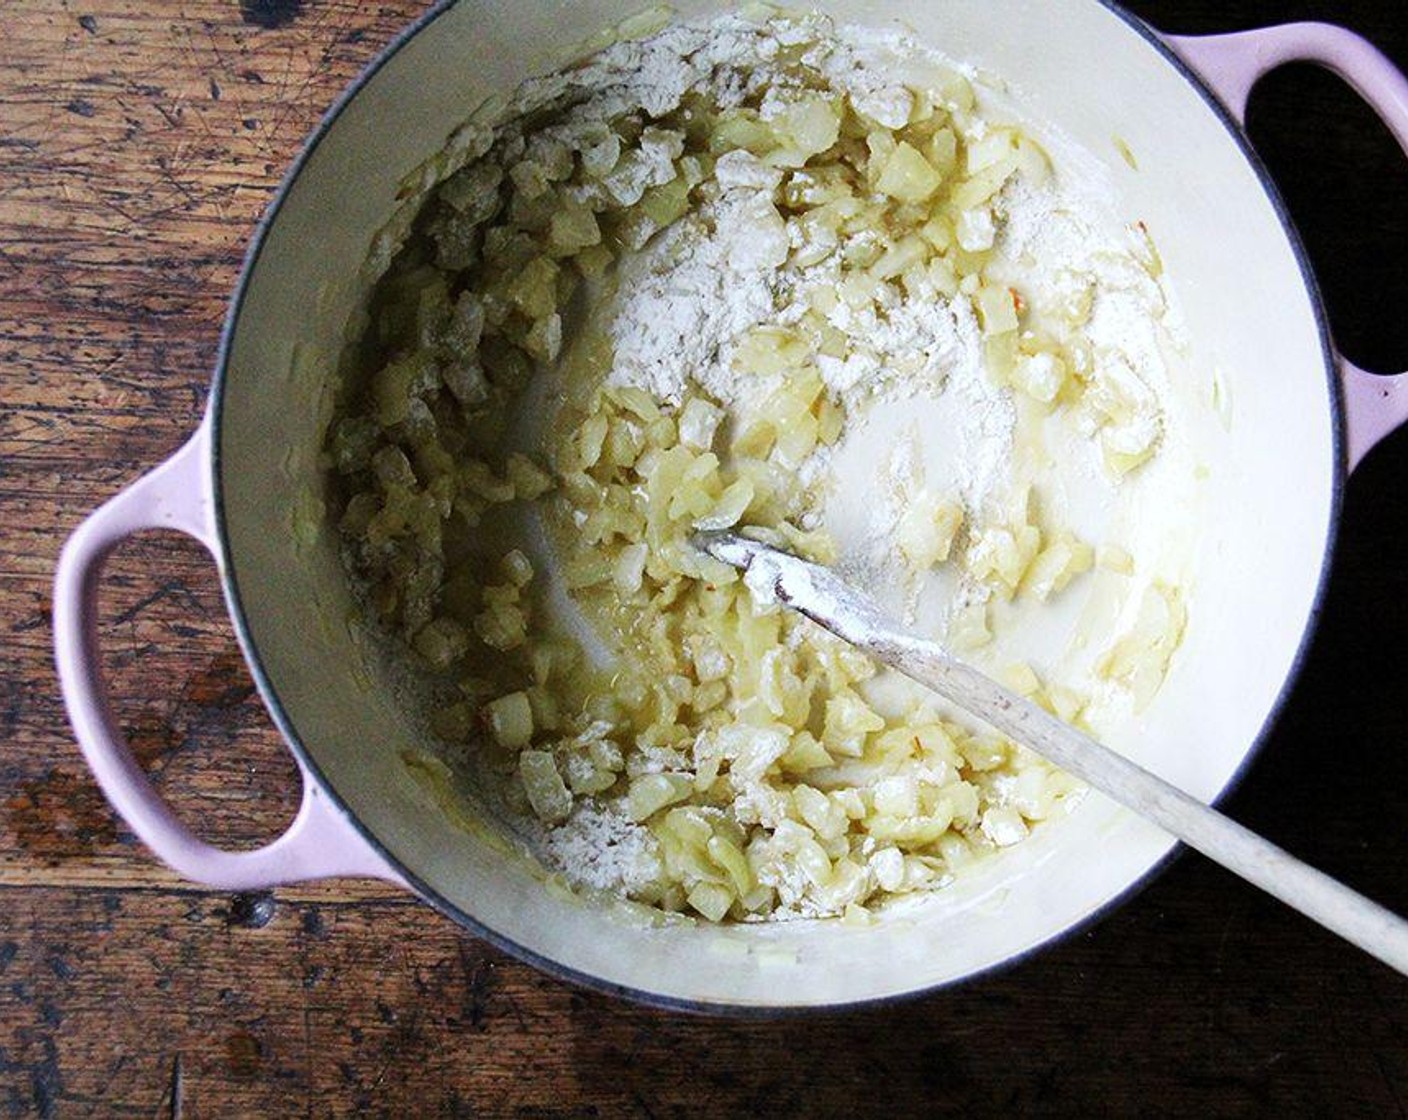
[1165,23,1408,472]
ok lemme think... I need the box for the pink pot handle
[53,418,403,890]
[1165,22,1408,472]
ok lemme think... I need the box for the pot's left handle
[1166,22,1408,472]
[54,419,404,890]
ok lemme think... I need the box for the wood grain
[3,0,1408,1115]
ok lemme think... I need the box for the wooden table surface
[5,0,1408,1114]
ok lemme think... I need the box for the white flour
[543,801,660,893]
[606,195,779,407]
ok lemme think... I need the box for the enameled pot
[55,1,1408,1011]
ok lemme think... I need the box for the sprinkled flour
[605,167,993,421]
[543,803,659,893]
[597,20,1003,425]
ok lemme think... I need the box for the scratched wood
[2,0,1408,1115]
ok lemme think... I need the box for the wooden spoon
[695,530,1408,976]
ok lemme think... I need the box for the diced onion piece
[1015,135,1052,186]
[726,193,789,270]
[967,129,1017,174]
[562,753,617,795]
[474,600,527,650]
[1088,356,1162,476]
[639,175,691,228]
[792,785,847,841]
[871,847,905,892]
[1022,532,1093,601]
[1047,684,1088,724]
[460,460,515,503]
[781,731,832,774]
[785,830,834,888]
[501,549,534,588]
[578,129,620,179]
[771,411,818,470]
[949,602,991,651]
[852,85,914,130]
[897,493,964,570]
[547,202,602,256]
[524,312,563,363]
[1098,545,1135,575]
[873,774,919,818]
[613,542,649,593]
[413,617,469,671]
[709,111,779,158]
[955,207,996,253]
[694,477,755,531]
[771,93,842,161]
[968,524,1041,598]
[442,360,490,406]
[1096,583,1187,710]
[733,325,810,375]
[506,256,559,319]
[714,150,783,192]
[871,235,929,281]
[506,453,553,500]
[1010,767,1055,820]
[487,691,534,749]
[875,141,942,203]
[950,152,1019,210]
[574,413,609,469]
[678,397,723,451]
[823,691,884,758]
[687,881,734,922]
[574,242,615,282]
[1000,662,1042,698]
[926,127,958,176]
[974,285,1020,336]
[519,749,571,823]
[1010,351,1069,406]
[980,806,1029,847]
[706,834,754,895]
[627,772,695,822]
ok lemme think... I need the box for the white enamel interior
[218,0,1336,1008]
